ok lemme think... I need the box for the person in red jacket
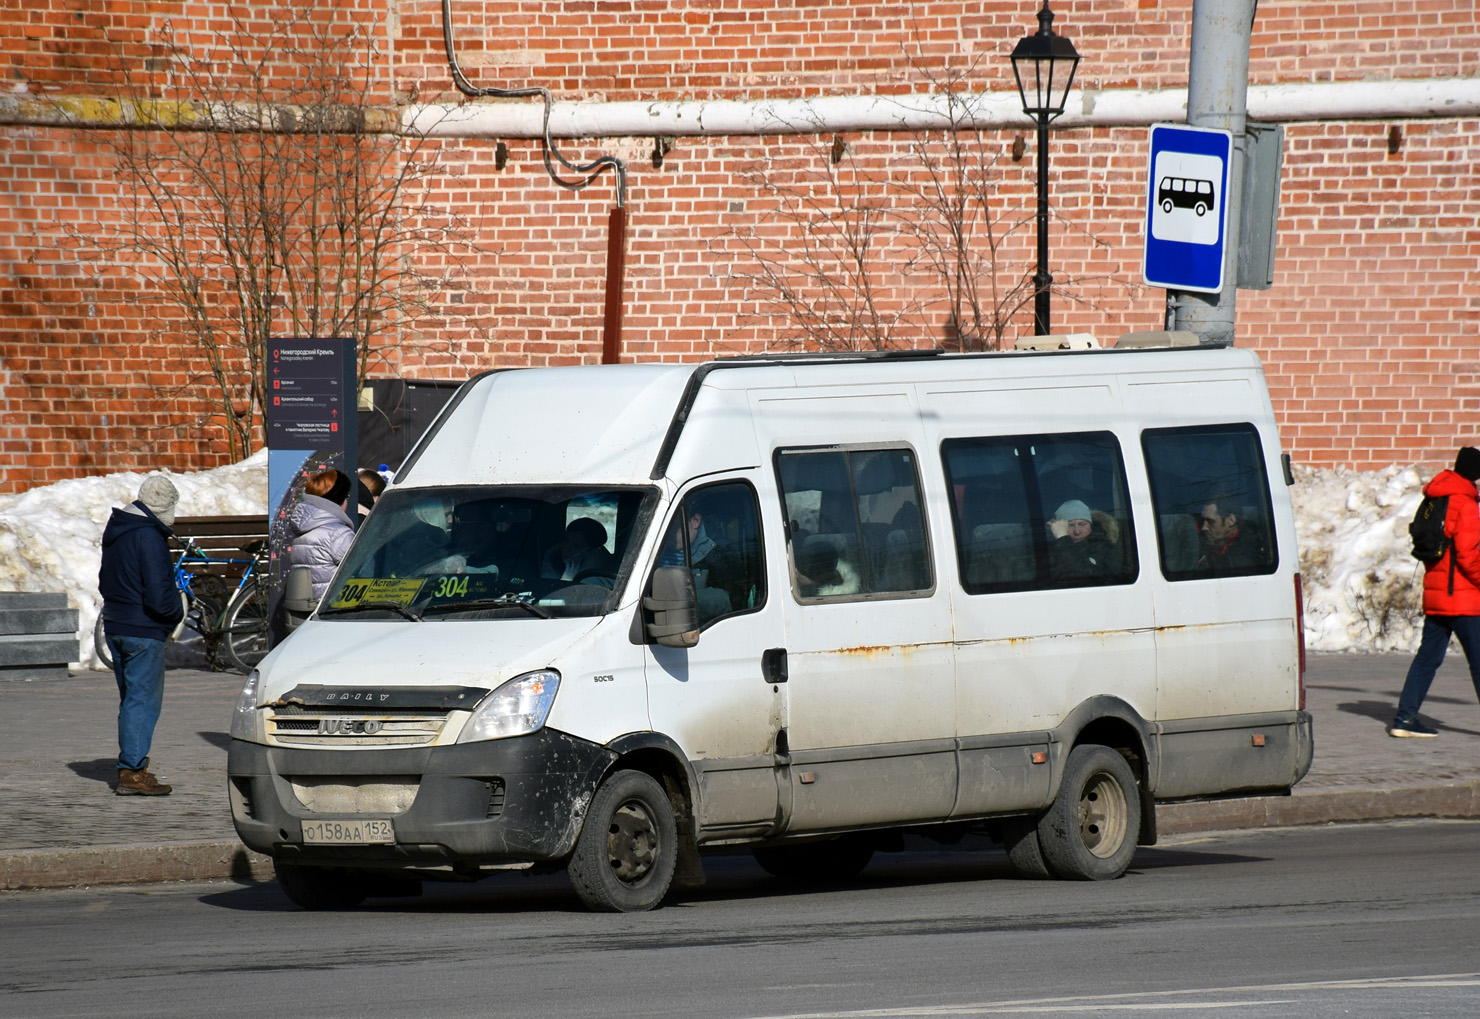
[1390,446,1480,737]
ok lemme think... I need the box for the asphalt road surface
[3,819,1478,1019]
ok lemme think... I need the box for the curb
[1157,780,1480,835]
[4,783,1479,892]
[0,840,273,892]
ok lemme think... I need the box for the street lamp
[1010,3,1080,336]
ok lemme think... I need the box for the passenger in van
[1047,499,1119,581]
[659,501,741,621]
[415,500,506,576]
[1196,498,1265,574]
[795,534,861,597]
[541,517,615,582]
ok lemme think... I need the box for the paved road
[3,820,1478,1019]
[3,652,1480,889]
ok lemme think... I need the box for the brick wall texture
[2,0,1477,491]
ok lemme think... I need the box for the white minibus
[228,339,1312,911]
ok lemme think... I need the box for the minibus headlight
[229,669,261,741]
[458,670,561,742]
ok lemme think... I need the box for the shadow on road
[66,758,117,785]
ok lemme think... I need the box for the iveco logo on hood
[317,718,383,735]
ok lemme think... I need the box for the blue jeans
[107,634,167,772]
[1396,615,1480,722]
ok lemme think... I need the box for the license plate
[301,818,394,845]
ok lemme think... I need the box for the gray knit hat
[137,474,179,527]
[1053,499,1092,523]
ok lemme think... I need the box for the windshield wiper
[318,600,423,622]
[421,594,553,619]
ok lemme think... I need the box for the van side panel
[918,382,1159,752]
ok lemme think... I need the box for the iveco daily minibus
[228,337,1313,911]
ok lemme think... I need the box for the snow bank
[0,451,1440,669]
[0,450,269,669]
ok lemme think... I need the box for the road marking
[743,974,1480,1018]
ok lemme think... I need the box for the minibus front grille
[267,713,449,747]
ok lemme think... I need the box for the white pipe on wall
[406,77,1480,139]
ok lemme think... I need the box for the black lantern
[1010,3,1080,336]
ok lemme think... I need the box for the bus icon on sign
[1158,177,1215,217]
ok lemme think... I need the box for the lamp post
[1010,3,1080,336]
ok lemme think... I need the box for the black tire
[222,582,270,675]
[1000,818,1055,880]
[1036,744,1141,881]
[568,770,677,912]
[1160,198,1173,214]
[1194,202,1208,217]
[753,834,875,883]
[272,860,368,910]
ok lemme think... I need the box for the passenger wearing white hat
[1047,498,1117,581]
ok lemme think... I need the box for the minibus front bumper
[227,729,617,870]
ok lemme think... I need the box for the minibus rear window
[1141,424,1278,580]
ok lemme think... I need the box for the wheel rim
[1078,770,1129,859]
[606,799,660,884]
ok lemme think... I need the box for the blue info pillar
[265,338,357,647]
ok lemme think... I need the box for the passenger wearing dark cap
[1389,446,1480,737]
[98,473,185,795]
[287,469,357,600]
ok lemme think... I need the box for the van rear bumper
[227,730,617,870]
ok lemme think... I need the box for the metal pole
[1034,112,1051,336]
[1169,0,1255,345]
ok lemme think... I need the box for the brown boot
[116,768,172,796]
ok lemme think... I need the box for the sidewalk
[3,653,1479,890]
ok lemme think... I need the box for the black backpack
[1410,494,1457,594]
[1410,496,1451,563]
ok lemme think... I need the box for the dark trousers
[1396,614,1480,721]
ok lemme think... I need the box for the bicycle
[95,537,271,676]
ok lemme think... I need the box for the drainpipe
[1168,0,1256,346]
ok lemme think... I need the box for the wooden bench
[171,514,270,582]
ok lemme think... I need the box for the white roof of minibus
[398,347,1266,488]
[402,363,696,487]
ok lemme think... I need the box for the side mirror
[643,566,700,648]
[283,565,318,631]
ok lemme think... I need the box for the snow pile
[0,451,1443,668]
[1293,463,1428,653]
[0,450,269,669]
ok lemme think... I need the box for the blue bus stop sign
[1142,123,1233,293]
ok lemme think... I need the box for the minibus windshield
[318,485,657,621]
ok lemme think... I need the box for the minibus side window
[941,432,1138,594]
[1142,424,1278,580]
[657,481,766,627]
[774,447,934,602]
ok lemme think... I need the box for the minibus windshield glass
[318,485,657,620]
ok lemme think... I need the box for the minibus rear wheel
[1036,745,1140,881]
[272,859,368,910]
[568,769,678,912]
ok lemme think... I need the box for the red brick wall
[2,0,1478,491]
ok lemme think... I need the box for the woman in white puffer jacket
[287,469,356,599]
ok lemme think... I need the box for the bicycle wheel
[93,612,113,671]
[222,581,271,674]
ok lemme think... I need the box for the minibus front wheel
[1036,744,1141,881]
[568,769,678,912]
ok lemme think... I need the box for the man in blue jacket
[98,474,184,795]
